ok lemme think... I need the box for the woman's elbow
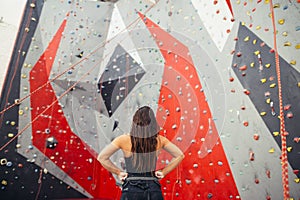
[181,153,185,159]
[178,153,185,161]
[97,153,106,163]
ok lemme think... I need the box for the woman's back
[112,134,169,174]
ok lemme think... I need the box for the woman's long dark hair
[130,106,160,172]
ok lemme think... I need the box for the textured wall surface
[0,0,300,199]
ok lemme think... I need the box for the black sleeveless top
[124,153,157,177]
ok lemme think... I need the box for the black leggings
[120,179,164,200]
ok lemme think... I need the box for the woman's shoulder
[112,134,130,147]
[157,135,171,148]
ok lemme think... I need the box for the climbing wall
[0,0,299,199]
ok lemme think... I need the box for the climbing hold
[244,36,250,42]
[282,31,288,36]
[266,169,271,178]
[286,112,293,118]
[249,151,255,161]
[207,193,213,199]
[290,60,296,65]
[269,83,276,88]
[76,51,84,58]
[284,42,291,46]
[283,131,289,136]
[1,180,8,186]
[0,158,8,165]
[295,43,300,49]
[253,134,260,140]
[265,63,271,68]
[284,104,291,110]
[287,147,292,152]
[239,65,247,71]
[46,137,58,149]
[7,133,14,138]
[260,112,266,116]
[278,19,285,25]
[294,178,300,183]
[243,89,250,95]
[254,50,260,55]
[260,78,267,83]
[293,137,300,143]
[268,148,275,153]
[45,128,51,134]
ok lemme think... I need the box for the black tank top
[124,153,157,177]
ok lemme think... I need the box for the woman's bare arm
[97,143,122,175]
[156,137,185,178]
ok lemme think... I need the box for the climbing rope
[269,0,289,199]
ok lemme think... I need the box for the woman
[98,106,184,200]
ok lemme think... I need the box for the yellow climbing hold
[253,39,257,44]
[236,0,241,5]
[270,83,276,88]
[241,21,246,26]
[250,62,255,67]
[18,110,24,116]
[287,147,293,152]
[278,19,285,25]
[265,63,271,68]
[254,50,260,55]
[273,131,279,136]
[290,60,296,65]
[261,78,267,83]
[244,36,250,42]
[298,82,300,88]
[265,0,270,4]
[8,133,14,138]
[295,43,300,49]
[266,98,271,104]
[256,26,261,30]
[269,148,275,153]
[273,3,280,8]
[282,31,288,36]
[260,112,267,116]
[1,180,8,186]
[284,41,291,46]
[294,178,300,183]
